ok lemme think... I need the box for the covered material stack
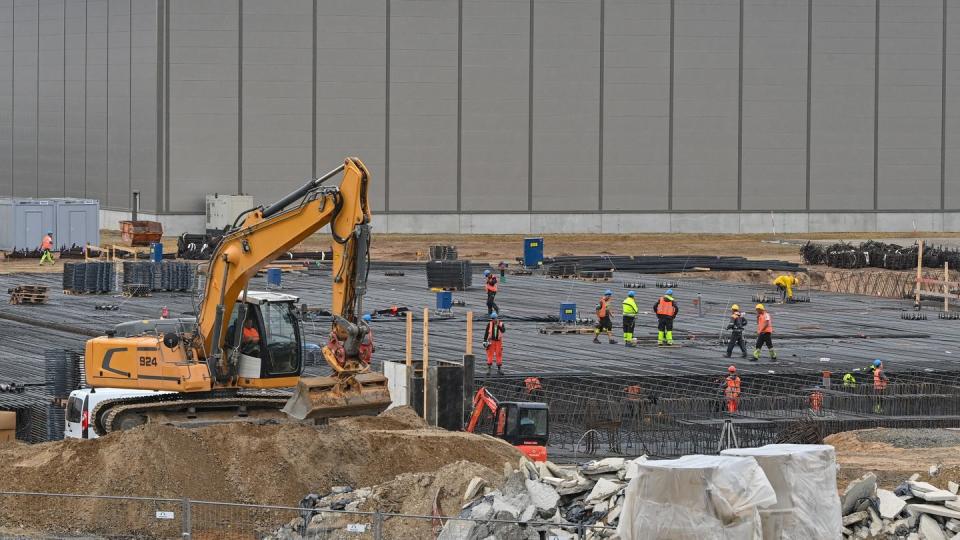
[721,444,843,539]
[617,455,777,540]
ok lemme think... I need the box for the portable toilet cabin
[52,198,100,250]
[0,198,57,251]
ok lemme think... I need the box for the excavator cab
[225,292,303,380]
[467,387,549,462]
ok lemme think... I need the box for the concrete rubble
[840,472,960,539]
[440,456,642,540]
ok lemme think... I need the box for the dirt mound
[0,407,521,535]
[826,428,960,490]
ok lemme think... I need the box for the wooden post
[946,261,950,312]
[915,240,924,306]
[465,310,474,356]
[422,307,430,423]
[405,310,413,368]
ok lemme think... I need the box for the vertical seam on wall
[9,0,13,196]
[155,0,162,210]
[36,0,39,196]
[668,0,674,211]
[384,0,390,212]
[527,0,533,213]
[128,0,131,207]
[873,0,879,210]
[805,0,812,210]
[737,0,743,211]
[237,0,242,195]
[942,0,947,210]
[163,0,169,211]
[456,0,462,212]
[106,0,109,203]
[63,0,66,195]
[311,0,316,178]
[598,0,604,211]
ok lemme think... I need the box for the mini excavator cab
[467,387,549,462]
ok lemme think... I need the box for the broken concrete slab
[915,489,959,503]
[842,473,878,515]
[946,500,960,512]
[868,507,882,536]
[947,519,960,533]
[911,474,922,482]
[843,511,869,527]
[909,504,960,520]
[586,478,622,503]
[950,482,960,495]
[525,479,560,517]
[920,514,947,540]
[464,477,487,502]
[879,488,908,519]
[581,458,625,476]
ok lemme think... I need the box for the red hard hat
[728,365,737,373]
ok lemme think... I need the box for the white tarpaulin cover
[722,444,843,540]
[616,454,777,540]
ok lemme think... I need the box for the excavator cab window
[498,403,549,447]
[226,301,302,378]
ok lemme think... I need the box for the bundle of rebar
[542,255,802,275]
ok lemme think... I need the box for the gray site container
[52,198,100,250]
[0,198,57,251]
[0,198,99,251]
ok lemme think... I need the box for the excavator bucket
[282,372,391,421]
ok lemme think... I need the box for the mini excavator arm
[198,158,372,383]
[466,388,500,433]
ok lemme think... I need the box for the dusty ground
[826,428,960,491]
[0,407,520,536]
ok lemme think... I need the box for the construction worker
[752,304,776,361]
[240,318,260,355]
[483,311,505,375]
[870,359,888,391]
[483,269,499,315]
[725,304,748,358]
[724,365,741,413]
[774,274,799,302]
[842,372,857,388]
[39,231,55,265]
[654,289,678,346]
[593,290,617,344]
[622,290,639,346]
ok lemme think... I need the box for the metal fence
[0,492,618,539]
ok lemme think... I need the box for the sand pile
[0,407,521,535]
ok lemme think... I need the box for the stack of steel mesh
[123,261,158,290]
[429,245,458,260]
[62,262,115,293]
[121,261,196,292]
[425,260,473,290]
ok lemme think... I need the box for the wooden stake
[946,261,950,312]
[465,310,474,356]
[916,239,924,306]
[423,307,430,423]
[405,310,413,368]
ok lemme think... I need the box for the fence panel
[0,492,183,539]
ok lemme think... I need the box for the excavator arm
[466,387,500,433]
[197,158,371,383]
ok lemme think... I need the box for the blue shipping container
[560,302,577,323]
[436,291,453,310]
[524,237,544,268]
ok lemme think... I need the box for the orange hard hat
[728,365,737,373]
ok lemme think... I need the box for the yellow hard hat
[731,304,740,311]
[755,303,765,311]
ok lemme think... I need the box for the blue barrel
[560,302,577,323]
[524,237,544,268]
[267,268,282,287]
[150,242,163,263]
[436,290,453,310]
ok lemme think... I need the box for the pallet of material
[538,324,596,335]
[8,285,49,305]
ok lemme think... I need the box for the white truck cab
[64,388,175,439]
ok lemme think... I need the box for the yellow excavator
[83,158,391,435]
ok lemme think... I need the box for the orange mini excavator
[466,387,549,462]
[83,158,391,435]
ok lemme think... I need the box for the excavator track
[92,392,292,436]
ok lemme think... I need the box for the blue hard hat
[666,289,674,295]
[873,359,882,367]
[490,311,498,319]
[604,289,613,296]
[483,269,491,276]
[628,291,636,297]
[362,313,372,322]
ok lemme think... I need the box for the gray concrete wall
[6,0,960,230]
